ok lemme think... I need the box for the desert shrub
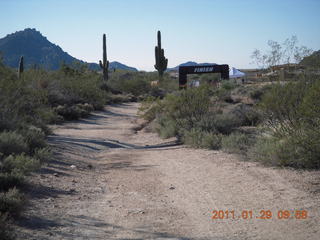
[143,86,215,142]
[108,72,151,96]
[193,114,218,133]
[257,76,320,168]
[216,87,232,102]
[250,88,264,100]
[201,133,222,149]
[199,73,221,84]
[156,115,178,139]
[211,113,241,134]
[230,104,262,126]
[51,68,108,109]
[142,85,258,149]
[36,107,63,124]
[259,81,306,136]
[107,93,133,103]
[183,129,222,149]
[164,86,211,131]
[0,188,25,217]
[78,103,95,112]
[34,147,52,163]
[221,80,236,90]
[2,154,40,175]
[0,173,24,192]
[20,127,47,153]
[276,133,320,168]
[222,132,253,154]
[55,105,83,120]
[249,85,272,101]
[120,77,150,96]
[0,213,14,240]
[248,136,280,165]
[139,96,163,122]
[0,131,28,157]
[149,87,166,99]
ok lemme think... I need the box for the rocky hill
[300,50,320,68]
[0,28,137,71]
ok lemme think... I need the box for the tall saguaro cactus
[18,56,24,78]
[154,31,168,78]
[99,34,109,81]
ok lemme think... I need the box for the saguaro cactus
[99,34,109,81]
[154,31,168,78]
[18,56,24,78]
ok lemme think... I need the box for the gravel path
[16,103,320,240]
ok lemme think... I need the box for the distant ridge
[0,28,138,71]
[167,61,217,71]
[300,50,320,68]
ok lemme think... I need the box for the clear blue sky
[1,0,319,70]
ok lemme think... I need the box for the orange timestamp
[212,209,308,220]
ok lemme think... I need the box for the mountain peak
[6,28,45,39]
[0,29,137,71]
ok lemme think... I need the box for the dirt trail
[17,103,320,240]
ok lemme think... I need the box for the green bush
[108,72,151,96]
[222,132,253,154]
[55,105,85,120]
[0,188,25,217]
[257,76,320,168]
[138,96,160,122]
[34,147,52,164]
[2,154,40,175]
[21,127,47,153]
[0,131,28,157]
[248,136,279,165]
[0,173,24,192]
[36,107,63,124]
[211,113,241,134]
[0,213,14,240]
[230,104,262,126]
[156,115,178,139]
[141,85,260,151]
[183,129,221,149]
[221,80,236,90]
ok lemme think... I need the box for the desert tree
[251,49,268,69]
[251,36,313,69]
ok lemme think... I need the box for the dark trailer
[178,64,229,89]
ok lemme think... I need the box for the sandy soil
[16,103,320,240]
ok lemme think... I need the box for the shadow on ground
[17,214,225,240]
[48,136,181,151]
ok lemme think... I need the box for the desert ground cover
[15,103,320,240]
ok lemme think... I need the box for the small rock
[53,173,59,177]
[87,164,93,169]
[72,179,77,183]
[169,186,175,190]
[128,209,145,214]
